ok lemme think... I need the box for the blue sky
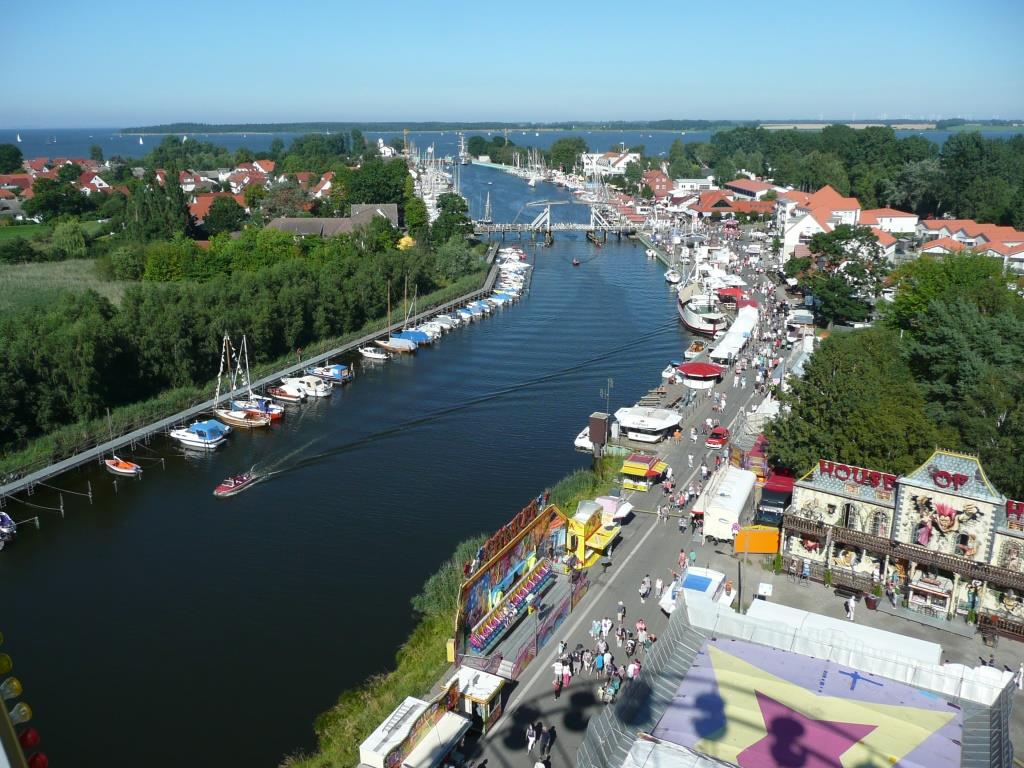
[6,0,1024,127]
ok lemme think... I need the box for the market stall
[564,500,620,568]
[359,683,471,768]
[450,667,506,735]
[620,453,669,492]
[676,361,724,390]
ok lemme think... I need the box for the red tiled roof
[872,229,897,247]
[724,178,774,194]
[253,159,276,173]
[807,185,860,211]
[189,192,248,223]
[0,174,33,191]
[0,189,14,199]
[779,190,812,205]
[921,236,965,253]
[25,158,50,172]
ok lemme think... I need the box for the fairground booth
[359,681,471,768]
[619,453,668,492]
[782,449,1024,642]
[559,500,621,568]
[452,498,589,682]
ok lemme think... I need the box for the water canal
[0,163,691,767]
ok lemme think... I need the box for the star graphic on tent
[736,691,877,768]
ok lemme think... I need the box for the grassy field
[0,259,128,312]
[0,220,106,242]
[0,223,49,241]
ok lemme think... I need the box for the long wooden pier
[0,246,501,503]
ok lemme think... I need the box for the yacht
[678,293,730,336]
[664,268,681,284]
[613,407,682,443]
[359,346,391,361]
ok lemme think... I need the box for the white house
[723,178,778,201]
[76,171,110,195]
[671,176,717,195]
[859,208,918,234]
[377,138,397,158]
[580,151,640,178]
[778,186,861,259]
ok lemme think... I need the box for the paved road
[464,262,1024,768]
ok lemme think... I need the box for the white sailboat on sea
[139,136,144,145]
[15,133,21,143]
[480,191,493,224]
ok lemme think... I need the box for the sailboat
[15,133,21,143]
[138,136,144,145]
[230,335,284,420]
[480,191,493,224]
[213,334,271,429]
[376,285,417,354]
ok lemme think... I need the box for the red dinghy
[213,472,260,498]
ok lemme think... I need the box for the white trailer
[694,466,756,544]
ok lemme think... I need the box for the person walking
[562,662,572,689]
[594,650,605,677]
[845,595,857,621]
[538,725,552,758]
[616,600,626,624]
[526,722,537,755]
[615,625,626,648]
[655,576,664,598]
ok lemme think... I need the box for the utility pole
[600,378,614,416]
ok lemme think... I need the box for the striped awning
[621,458,668,478]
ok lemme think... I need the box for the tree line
[768,253,1024,498]
[0,218,483,452]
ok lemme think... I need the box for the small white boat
[684,340,708,360]
[267,384,305,403]
[376,336,417,354]
[138,136,144,145]
[104,456,143,478]
[664,268,682,284]
[359,346,391,361]
[434,315,458,329]
[215,408,271,429]
[281,375,332,397]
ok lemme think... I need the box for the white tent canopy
[709,305,758,363]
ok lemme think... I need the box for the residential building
[779,185,861,259]
[267,205,399,237]
[723,178,778,200]
[670,176,716,195]
[859,207,919,234]
[580,151,640,178]
[76,172,110,195]
[311,171,334,199]
[252,159,276,175]
[641,169,672,199]
[920,236,966,255]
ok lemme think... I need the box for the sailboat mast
[215,333,229,405]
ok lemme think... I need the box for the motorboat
[170,419,230,450]
[613,406,682,443]
[104,456,143,478]
[359,346,391,361]
[213,472,261,498]
[215,407,271,429]
[574,427,594,452]
[395,329,431,346]
[266,385,305,404]
[434,314,459,329]
[684,340,708,360]
[678,293,729,336]
[645,248,656,258]
[232,395,284,420]
[572,258,581,267]
[456,308,475,323]
[0,510,16,548]
[661,361,683,382]
[664,268,681,284]
[305,363,354,384]
[281,375,333,397]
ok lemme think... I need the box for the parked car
[705,426,730,449]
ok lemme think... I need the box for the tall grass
[0,259,128,312]
[282,457,621,767]
[0,270,488,476]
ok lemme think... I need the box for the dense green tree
[258,181,306,221]
[467,135,488,157]
[57,163,84,185]
[233,147,254,165]
[346,157,408,205]
[803,274,871,324]
[50,221,87,260]
[431,193,471,244]
[90,145,104,163]
[0,236,39,264]
[0,143,23,173]
[548,137,588,172]
[404,193,429,243]
[350,129,367,155]
[269,138,285,159]
[767,328,941,474]
[882,253,1021,331]
[624,160,643,188]
[108,245,146,280]
[24,178,96,221]
[203,196,246,236]
[806,224,888,295]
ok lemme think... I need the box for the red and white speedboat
[266,385,305,404]
[231,395,284,420]
[213,472,261,498]
[104,456,143,478]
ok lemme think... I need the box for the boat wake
[268,320,680,478]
